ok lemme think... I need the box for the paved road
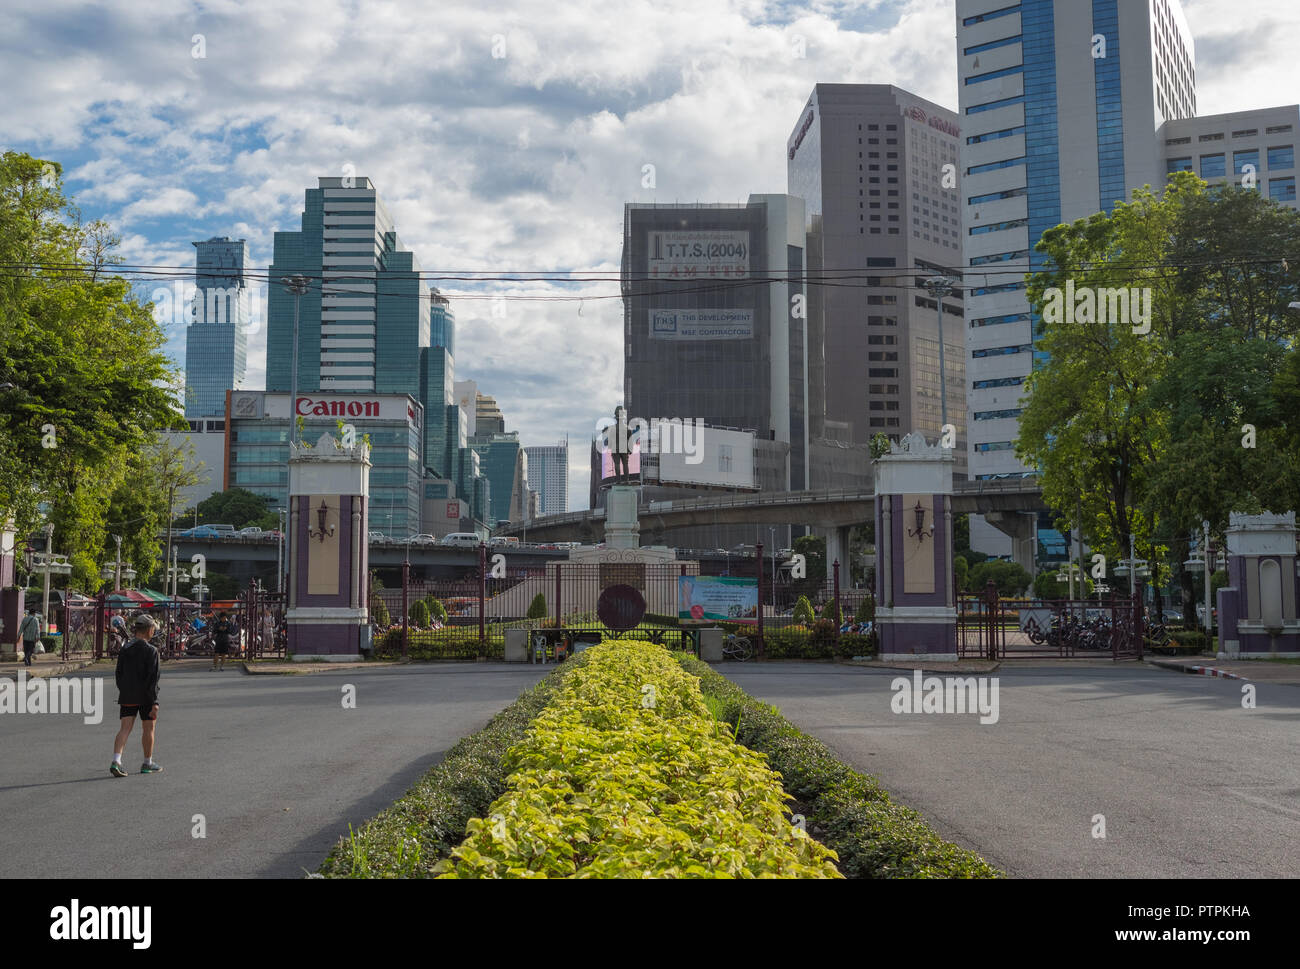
[0,663,547,878]
[721,663,1300,878]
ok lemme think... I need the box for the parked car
[238,526,264,538]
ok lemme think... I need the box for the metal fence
[958,582,1145,660]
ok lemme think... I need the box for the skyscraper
[787,84,967,479]
[957,0,1196,483]
[956,0,1196,559]
[266,177,488,523]
[186,237,249,418]
[525,441,569,516]
[622,194,809,491]
[430,287,455,357]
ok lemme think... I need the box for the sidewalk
[0,651,99,680]
[242,659,403,675]
[1144,654,1300,685]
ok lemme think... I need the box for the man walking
[111,614,163,777]
[211,610,234,671]
[18,608,43,667]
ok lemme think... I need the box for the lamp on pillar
[907,501,933,542]
[308,500,336,543]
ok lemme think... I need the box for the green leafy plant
[409,599,430,627]
[526,593,547,620]
[791,596,815,625]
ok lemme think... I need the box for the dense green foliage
[318,660,581,877]
[409,599,430,627]
[0,152,184,589]
[677,656,1002,878]
[854,595,875,623]
[762,624,875,659]
[526,593,547,620]
[371,596,390,628]
[184,487,276,530]
[791,595,815,625]
[437,639,841,878]
[967,560,1033,598]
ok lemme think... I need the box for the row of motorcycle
[1027,610,1171,652]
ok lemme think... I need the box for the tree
[189,487,272,530]
[953,555,969,594]
[0,152,183,586]
[425,596,447,622]
[968,560,1033,598]
[791,534,826,599]
[527,593,547,620]
[409,599,430,627]
[372,596,390,628]
[869,433,892,459]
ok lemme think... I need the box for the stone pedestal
[605,486,640,550]
[873,432,957,662]
[1217,511,1299,659]
[286,435,371,661]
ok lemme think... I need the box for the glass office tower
[186,237,250,418]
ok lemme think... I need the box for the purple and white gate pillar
[874,432,957,661]
[1216,511,1299,659]
[286,433,371,661]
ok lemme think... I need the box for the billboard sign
[678,575,759,625]
[649,308,753,340]
[261,393,418,424]
[647,231,749,279]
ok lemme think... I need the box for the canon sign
[296,397,380,417]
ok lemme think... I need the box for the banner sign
[647,231,749,279]
[678,575,758,625]
[649,308,753,340]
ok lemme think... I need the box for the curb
[0,658,98,681]
[1147,658,1249,681]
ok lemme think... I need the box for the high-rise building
[1160,106,1299,210]
[475,393,506,436]
[622,194,809,491]
[787,84,967,478]
[429,287,455,356]
[957,0,1196,487]
[525,441,569,516]
[470,433,527,524]
[956,0,1199,562]
[186,237,249,418]
[265,177,488,524]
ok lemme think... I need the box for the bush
[675,655,1001,879]
[318,659,583,877]
[854,596,875,623]
[759,624,876,660]
[371,597,390,627]
[526,593,547,620]
[374,627,502,660]
[822,601,843,626]
[425,597,448,622]
[436,639,841,878]
[409,599,430,627]
[792,596,815,625]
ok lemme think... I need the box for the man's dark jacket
[115,638,161,706]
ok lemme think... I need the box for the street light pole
[113,534,122,592]
[41,522,54,622]
[1202,519,1212,637]
[281,275,311,445]
[922,277,956,433]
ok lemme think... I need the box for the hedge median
[675,654,1002,878]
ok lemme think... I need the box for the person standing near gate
[111,614,163,777]
[18,609,43,667]
[211,610,234,671]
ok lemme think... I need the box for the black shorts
[119,704,158,721]
[214,640,230,655]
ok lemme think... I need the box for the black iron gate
[958,581,1144,660]
[240,582,286,660]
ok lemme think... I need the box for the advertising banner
[649,308,754,340]
[647,230,749,279]
[678,575,759,625]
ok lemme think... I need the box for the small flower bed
[435,639,841,878]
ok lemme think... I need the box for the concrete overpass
[498,479,1048,571]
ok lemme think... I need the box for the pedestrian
[18,608,43,667]
[111,614,163,777]
[211,610,234,671]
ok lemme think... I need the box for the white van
[442,532,483,547]
[490,536,520,547]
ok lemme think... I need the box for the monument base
[876,607,957,659]
[287,606,368,660]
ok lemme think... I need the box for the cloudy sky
[4,0,1298,509]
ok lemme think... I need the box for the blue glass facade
[1022,0,1061,373]
[186,238,249,418]
[1093,0,1126,210]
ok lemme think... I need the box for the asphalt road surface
[721,662,1300,878]
[0,663,547,878]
